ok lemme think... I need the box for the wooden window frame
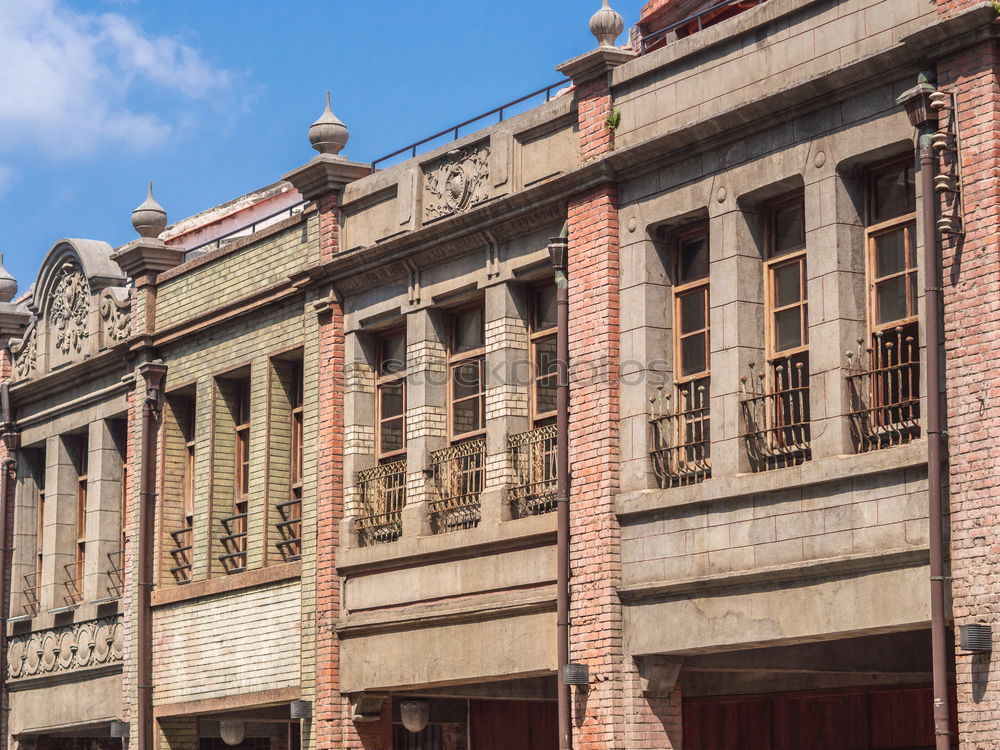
[231,380,251,556]
[180,396,196,531]
[72,435,88,588]
[447,305,486,444]
[764,193,809,362]
[375,331,407,461]
[290,360,304,496]
[529,282,558,426]
[865,158,919,335]
[672,224,711,386]
[35,450,46,592]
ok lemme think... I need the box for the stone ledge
[153,686,301,719]
[151,561,300,608]
[617,440,928,519]
[619,546,928,601]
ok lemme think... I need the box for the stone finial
[0,253,16,303]
[590,0,624,48]
[309,91,349,156]
[131,182,168,239]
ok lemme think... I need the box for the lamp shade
[400,700,430,733]
[548,237,569,271]
[219,721,246,747]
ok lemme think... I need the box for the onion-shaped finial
[590,0,624,48]
[308,91,349,156]
[131,181,167,239]
[0,253,17,303]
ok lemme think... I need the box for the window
[530,283,558,426]
[277,360,304,561]
[376,331,407,459]
[110,420,127,599]
[25,448,45,616]
[169,394,196,583]
[68,434,88,604]
[652,224,712,488]
[448,306,486,441]
[220,380,250,574]
[846,158,920,451]
[741,195,811,471]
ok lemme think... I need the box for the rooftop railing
[372,80,571,169]
[182,200,308,258]
[639,0,767,53]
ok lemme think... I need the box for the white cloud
[0,0,233,157]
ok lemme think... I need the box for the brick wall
[937,31,1000,749]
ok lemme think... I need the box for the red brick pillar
[936,25,1000,749]
[562,42,682,749]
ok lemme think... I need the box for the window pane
[380,381,404,419]
[380,417,405,454]
[679,290,706,334]
[774,308,803,352]
[678,233,709,283]
[536,374,557,415]
[873,163,915,223]
[380,333,406,374]
[773,262,803,308]
[772,201,805,256]
[452,360,482,399]
[535,337,557,377]
[453,308,484,352]
[534,284,558,330]
[875,229,907,278]
[680,333,707,377]
[876,276,908,324]
[453,397,482,435]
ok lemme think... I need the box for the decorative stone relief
[10,324,36,381]
[7,617,123,680]
[100,288,131,342]
[424,143,491,221]
[49,264,90,355]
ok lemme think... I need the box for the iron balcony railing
[372,81,571,169]
[276,498,303,562]
[170,526,194,584]
[62,563,84,607]
[740,356,812,473]
[507,425,558,518]
[430,439,486,533]
[22,572,40,617]
[356,460,407,546]
[219,512,248,574]
[639,0,767,52]
[650,379,712,488]
[846,325,921,453]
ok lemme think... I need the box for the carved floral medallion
[100,288,131,342]
[49,264,90,355]
[424,144,491,221]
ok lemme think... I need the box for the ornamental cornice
[7,616,123,681]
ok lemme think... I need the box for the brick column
[936,30,1000,749]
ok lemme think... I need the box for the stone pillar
[707,198,764,477]
[619,233,671,493]
[481,280,530,524]
[401,308,447,537]
[936,25,1000,748]
[341,330,375,548]
[803,168,866,459]
[83,419,125,602]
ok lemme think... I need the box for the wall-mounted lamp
[219,721,246,747]
[896,71,938,130]
[400,700,430,734]
[548,236,569,273]
[960,623,992,653]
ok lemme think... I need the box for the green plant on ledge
[605,109,622,131]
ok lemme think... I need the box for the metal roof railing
[639,0,768,53]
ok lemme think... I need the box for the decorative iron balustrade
[740,356,812,472]
[507,425,557,517]
[219,512,248,574]
[430,439,486,533]
[650,380,711,488]
[170,526,193,584]
[62,563,84,607]
[276,498,303,561]
[22,572,40,617]
[846,326,921,452]
[356,460,407,546]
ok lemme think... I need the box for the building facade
[2,0,999,749]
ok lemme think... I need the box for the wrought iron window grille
[507,425,558,518]
[62,562,84,607]
[356,459,407,546]
[650,380,712,489]
[430,439,486,533]
[276,499,303,561]
[105,551,124,599]
[219,512,248,574]
[170,526,194,584]
[22,572,41,617]
[846,325,921,453]
[739,356,812,472]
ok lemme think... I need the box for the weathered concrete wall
[9,672,122,735]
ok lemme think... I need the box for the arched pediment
[30,239,125,316]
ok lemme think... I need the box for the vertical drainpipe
[549,223,571,750]
[0,411,18,745]
[137,360,166,750]
[920,127,952,750]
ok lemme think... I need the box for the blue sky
[0,0,647,294]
